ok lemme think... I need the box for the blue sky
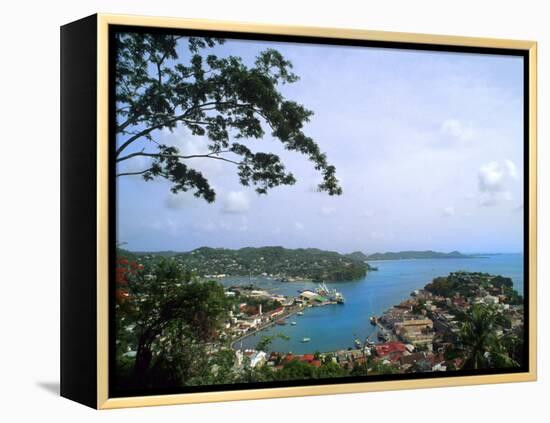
[116,37,524,254]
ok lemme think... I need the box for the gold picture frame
[61,13,537,409]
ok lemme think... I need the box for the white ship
[315,282,345,304]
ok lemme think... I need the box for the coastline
[228,254,524,354]
[230,306,303,349]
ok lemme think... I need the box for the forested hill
[365,250,474,260]
[132,246,371,282]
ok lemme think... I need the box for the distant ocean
[222,254,524,354]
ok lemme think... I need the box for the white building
[249,351,267,368]
[484,295,500,305]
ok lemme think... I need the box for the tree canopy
[459,304,517,370]
[115,255,230,383]
[115,32,342,202]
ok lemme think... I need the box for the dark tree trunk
[134,336,153,376]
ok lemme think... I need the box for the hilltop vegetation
[424,271,523,305]
[124,248,479,281]
[344,251,369,261]
[136,246,370,282]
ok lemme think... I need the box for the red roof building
[300,354,315,362]
[375,342,407,358]
[268,307,285,317]
[283,353,295,363]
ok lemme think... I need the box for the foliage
[114,32,342,200]
[115,253,232,389]
[459,304,517,370]
[164,245,369,281]
[368,360,399,375]
[254,359,347,381]
[424,271,522,304]
[424,276,455,297]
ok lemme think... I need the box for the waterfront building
[394,318,435,349]
[267,307,284,319]
[375,342,407,358]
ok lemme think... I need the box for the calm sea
[222,254,524,354]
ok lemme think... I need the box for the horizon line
[119,245,524,256]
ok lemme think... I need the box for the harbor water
[222,254,524,354]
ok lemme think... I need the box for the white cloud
[169,128,224,177]
[295,222,304,231]
[504,159,519,179]
[478,161,506,193]
[441,119,474,142]
[442,206,455,217]
[477,160,518,207]
[222,191,251,214]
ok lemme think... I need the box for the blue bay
[222,254,524,354]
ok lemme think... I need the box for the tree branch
[115,101,265,157]
[116,152,242,166]
[116,167,154,177]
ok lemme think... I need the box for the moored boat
[316,282,345,304]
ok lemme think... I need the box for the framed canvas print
[60,14,537,409]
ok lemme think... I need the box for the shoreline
[230,303,392,353]
[230,306,303,349]
[228,258,523,355]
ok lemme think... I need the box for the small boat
[369,316,377,325]
[276,320,286,326]
[291,321,297,326]
[354,339,362,349]
[301,337,311,343]
[297,311,304,316]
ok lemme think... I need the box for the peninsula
[364,250,476,261]
[135,246,372,282]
